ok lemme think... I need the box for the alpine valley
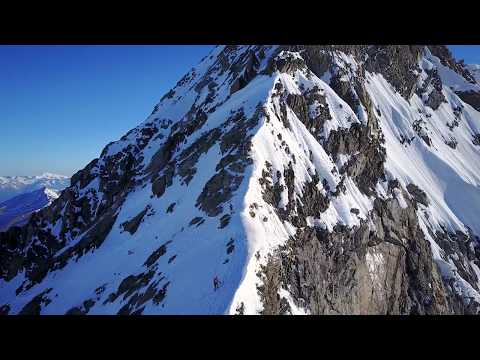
[1,45,480,315]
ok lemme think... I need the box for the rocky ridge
[1,45,480,315]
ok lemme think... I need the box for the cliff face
[1,45,480,315]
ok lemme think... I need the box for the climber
[213,276,221,291]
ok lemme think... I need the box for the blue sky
[448,45,480,64]
[0,45,214,176]
[0,45,478,176]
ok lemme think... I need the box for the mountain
[1,45,480,315]
[467,64,480,84]
[0,187,59,232]
[0,173,69,203]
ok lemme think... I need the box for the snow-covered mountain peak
[42,187,60,200]
[467,64,480,84]
[0,173,69,203]
[1,45,480,315]
[37,173,68,180]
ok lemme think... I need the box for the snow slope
[1,45,480,315]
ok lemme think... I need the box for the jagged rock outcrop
[1,45,480,315]
[456,90,480,112]
[258,195,457,314]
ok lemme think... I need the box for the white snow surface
[1,46,480,314]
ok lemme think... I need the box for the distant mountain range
[0,187,60,232]
[0,173,69,203]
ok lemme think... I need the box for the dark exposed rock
[365,45,423,99]
[230,50,260,95]
[95,284,107,296]
[13,208,119,294]
[412,119,432,146]
[107,270,155,304]
[71,159,99,190]
[196,169,243,217]
[426,86,446,110]
[291,46,334,79]
[103,268,170,314]
[219,214,231,229]
[446,117,460,131]
[177,128,222,184]
[302,86,332,138]
[266,51,305,75]
[473,134,480,146]
[189,217,205,226]
[56,210,118,262]
[194,108,262,217]
[18,288,53,315]
[166,203,176,213]
[295,172,330,221]
[455,90,480,112]
[286,94,309,125]
[0,226,27,281]
[1,136,139,288]
[184,109,209,137]
[406,183,429,207]
[257,197,453,314]
[0,304,10,315]
[135,123,160,150]
[259,165,285,211]
[330,73,360,112]
[259,161,329,228]
[152,165,174,198]
[148,132,185,177]
[350,208,360,215]
[65,307,83,315]
[121,206,150,235]
[445,137,457,149]
[144,240,172,268]
[226,238,235,254]
[434,229,480,295]
[325,123,386,196]
[417,68,447,110]
[219,109,259,155]
[116,279,170,315]
[65,299,95,315]
[256,255,291,315]
[388,179,400,192]
[216,153,249,174]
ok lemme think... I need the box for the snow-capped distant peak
[0,173,69,203]
[43,187,59,201]
[37,173,69,180]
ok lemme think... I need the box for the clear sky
[0,45,478,177]
[448,45,480,64]
[0,45,214,176]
